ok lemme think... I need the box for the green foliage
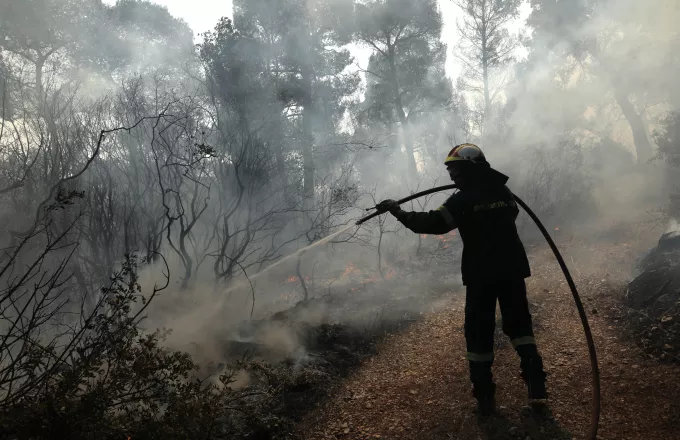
[229,0,360,130]
[6,0,680,436]
[526,0,594,57]
[0,0,98,57]
[0,0,194,86]
[356,0,451,126]
[105,0,195,73]
[0,255,293,440]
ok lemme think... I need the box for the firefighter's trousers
[464,278,546,397]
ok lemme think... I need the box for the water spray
[357,184,601,440]
[219,225,358,310]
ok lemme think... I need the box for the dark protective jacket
[394,168,531,285]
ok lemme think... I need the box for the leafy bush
[0,248,332,439]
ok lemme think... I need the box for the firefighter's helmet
[444,143,487,165]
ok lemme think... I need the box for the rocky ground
[623,230,680,362]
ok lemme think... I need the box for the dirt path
[295,240,680,439]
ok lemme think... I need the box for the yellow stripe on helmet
[445,155,465,164]
[445,143,483,164]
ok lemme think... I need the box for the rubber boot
[517,345,548,400]
[473,385,497,416]
[469,361,496,415]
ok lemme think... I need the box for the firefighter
[376,143,547,415]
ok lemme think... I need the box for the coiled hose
[356,184,601,440]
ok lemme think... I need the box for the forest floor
[292,221,680,440]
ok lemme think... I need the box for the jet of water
[250,224,357,283]
[221,224,359,301]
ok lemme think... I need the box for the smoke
[480,1,679,230]
[666,220,680,235]
[136,0,680,366]
[3,0,679,374]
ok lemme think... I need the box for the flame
[385,270,397,280]
[286,275,310,283]
[343,263,359,278]
[554,227,560,231]
[419,231,457,247]
[435,232,457,248]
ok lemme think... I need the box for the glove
[376,199,401,214]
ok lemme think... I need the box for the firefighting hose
[356,184,601,440]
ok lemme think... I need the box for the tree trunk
[614,88,653,163]
[271,110,289,191]
[301,64,315,209]
[597,52,653,164]
[387,46,418,178]
[481,10,491,131]
[35,57,44,104]
[395,106,417,176]
[0,72,11,120]
[178,228,193,291]
[483,58,491,125]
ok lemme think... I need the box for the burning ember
[342,263,360,278]
[435,231,457,249]
[279,261,401,300]
[286,275,310,284]
[421,231,458,249]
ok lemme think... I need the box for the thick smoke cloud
[1,0,678,372]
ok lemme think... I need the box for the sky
[102,0,530,81]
